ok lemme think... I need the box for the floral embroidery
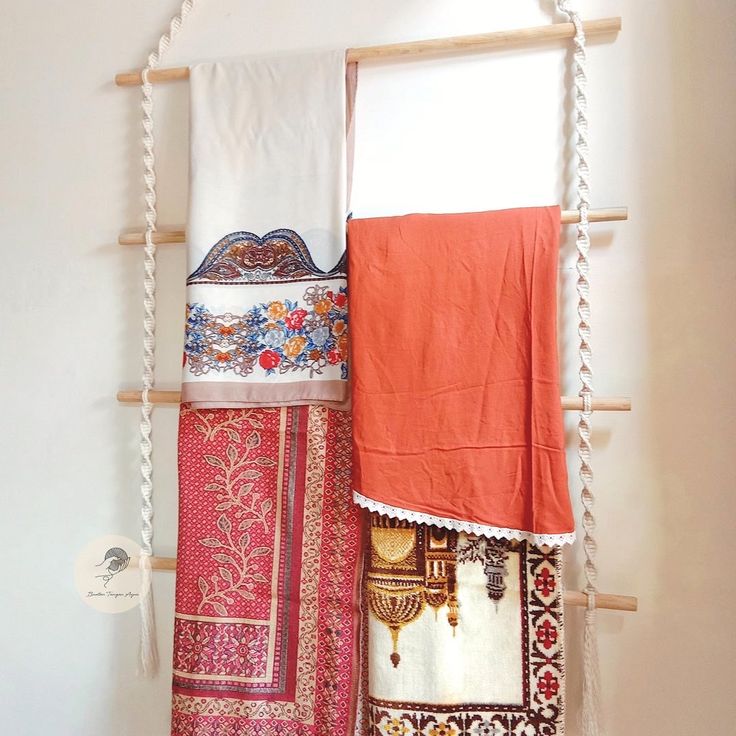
[173,406,360,730]
[267,301,289,321]
[534,566,556,597]
[173,619,269,678]
[185,284,348,379]
[428,723,458,736]
[234,627,269,668]
[184,408,278,618]
[537,671,560,700]
[382,718,411,736]
[536,618,558,650]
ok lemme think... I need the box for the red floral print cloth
[348,207,575,546]
[172,405,361,735]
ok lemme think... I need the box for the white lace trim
[353,491,576,547]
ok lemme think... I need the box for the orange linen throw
[347,207,575,546]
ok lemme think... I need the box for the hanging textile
[172,405,362,735]
[184,50,350,409]
[173,49,362,734]
[347,207,575,546]
[363,513,565,735]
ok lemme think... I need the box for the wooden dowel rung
[131,555,178,571]
[349,18,621,62]
[563,591,638,612]
[118,208,628,246]
[564,207,629,224]
[115,18,621,87]
[117,390,631,412]
[136,557,636,611]
[119,230,187,245]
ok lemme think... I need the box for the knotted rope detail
[138,0,198,678]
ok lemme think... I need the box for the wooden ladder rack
[116,14,636,615]
[117,390,631,411]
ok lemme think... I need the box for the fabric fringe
[582,600,601,736]
[138,552,159,677]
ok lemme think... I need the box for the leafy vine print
[184,407,279,617]
[188,407,267,442]
[196,512,271,616]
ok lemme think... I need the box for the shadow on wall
[637,1,736,733]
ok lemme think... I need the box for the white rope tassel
[138,549,158,675]
[137,0,197,678]
[555,2,601,734]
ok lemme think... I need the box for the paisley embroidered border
[188,229,347,285]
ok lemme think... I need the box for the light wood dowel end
[118,230,187,245]
[131,555,178,571]
[563,590,638,612]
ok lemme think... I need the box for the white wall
[1,1,734,734]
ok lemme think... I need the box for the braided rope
[554,2,600,734]
[137,0,197,678]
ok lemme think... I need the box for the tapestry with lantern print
[364,513,565,736]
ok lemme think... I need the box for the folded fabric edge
[185,399,350,411]
[182,380,350,411]
[353,491,576,547]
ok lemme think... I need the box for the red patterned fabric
[172,405,361,736]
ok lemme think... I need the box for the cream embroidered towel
[184,50,349,408]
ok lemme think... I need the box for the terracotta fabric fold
[347,207,574,545]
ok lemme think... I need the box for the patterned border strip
[188,229,347,285]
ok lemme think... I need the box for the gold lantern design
[366,513,459,666]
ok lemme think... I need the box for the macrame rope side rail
[555,2,601,735]
[137,0,198,678]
